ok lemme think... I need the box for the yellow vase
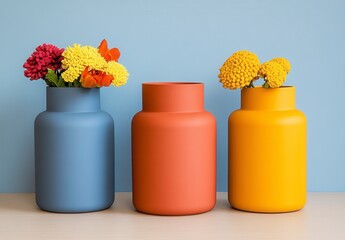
[228,86,307,213]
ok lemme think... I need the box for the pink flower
[23,44,64,80]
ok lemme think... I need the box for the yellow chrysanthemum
[218,50,261,90]
[106,61,129,87]
[61,44,108,82]
[259,61,287,88]
[270,58,291,74]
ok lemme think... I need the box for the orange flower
[80,67,114,88]
[98,39,120,62]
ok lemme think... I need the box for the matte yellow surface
[228,87,307,212]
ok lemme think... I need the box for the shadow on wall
[102,84,142,192]
[205,79,240,192]
[0,84,42,192]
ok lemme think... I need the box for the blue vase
[35,87,114,213]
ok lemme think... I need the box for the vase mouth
[241,86,296,110]
[143,82,203,86]
[142,82,204,112]
[243,86,295,90]
[46,86,100,90]
[46,87,100,112]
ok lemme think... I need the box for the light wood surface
[0,192,344,240]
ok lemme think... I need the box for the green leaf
[44,79,53,87]
[45,69,59,87]
[58,76,65,87]
[73,79,81,87]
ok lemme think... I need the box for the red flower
[98,39,120,62]
[80,67,114,88]
[23,44,64,80]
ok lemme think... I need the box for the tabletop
[0,192,344,240]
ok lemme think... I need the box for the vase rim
[46,86,100,90]
[143,82,203,86]
[142,82,204,112]
[241,86,296,110]
[46,86,100,112]
[243,86,295,90]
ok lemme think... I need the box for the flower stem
[262,80,270,88]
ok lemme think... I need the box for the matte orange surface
[228,87,307,213]
[132,83,216,215]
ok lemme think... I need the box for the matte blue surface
[35,88,114,212]
[0,0,344,192]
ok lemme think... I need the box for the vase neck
[46,87,101,112]
[142,82,204,112]
[241,87,296,111]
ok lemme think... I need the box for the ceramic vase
[35,87,114,213]
[228,86,307,213]
[132,82,216,215]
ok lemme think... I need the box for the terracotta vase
[228,86,307,213]
[132,82,216,215]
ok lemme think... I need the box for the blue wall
[0,0,344,192]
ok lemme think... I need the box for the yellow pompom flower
[218,50,261,90]
[61,44,108,82]
[106,61,129,87]
[259,61,287,88]
[270,58,291,74]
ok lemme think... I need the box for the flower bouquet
[23,39,129,88]
[28,39,128,213]
[218,50,290,89]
